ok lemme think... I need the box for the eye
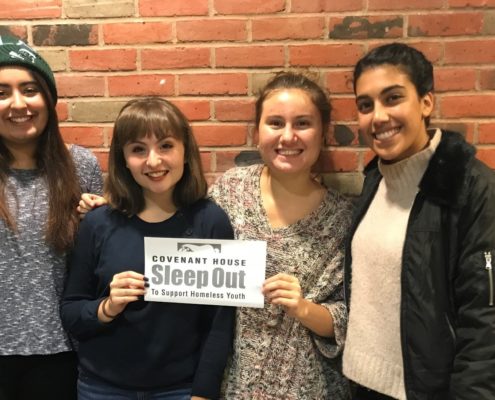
[23,84,40,97]
[294,119,311,129]
[0,86,10,99]
[356,99,373,114]
[266,117,284,129]
[385,93,403,105]
[160,142,173,150]
[129,145,146,154]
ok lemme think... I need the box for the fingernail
[143,276,149,282]
[144,282,150,288]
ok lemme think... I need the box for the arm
[450,165,495,399]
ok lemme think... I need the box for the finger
[263,273,298,285]
[262,280,300,295]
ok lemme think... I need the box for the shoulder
[82,205,122,230]
[69,144,99,166]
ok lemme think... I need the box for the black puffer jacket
[344,130,495,400]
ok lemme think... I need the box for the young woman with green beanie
[0,35,103,399]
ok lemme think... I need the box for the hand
[77,193,107,219]
[262,273,308,320]
[99,271,148,321]
[191,397,209,400]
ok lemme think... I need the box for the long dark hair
[106,97,207,216]
[0,69,81,253]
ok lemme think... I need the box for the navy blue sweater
[61,199,235,398]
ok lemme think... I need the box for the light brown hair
[106,97,207,215]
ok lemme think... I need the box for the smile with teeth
[276,149,302,156]
[145,170,168,178]
[373,126,401,141]
[9,116,33,123]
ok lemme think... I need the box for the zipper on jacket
[485,251,494,306]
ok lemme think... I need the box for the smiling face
[257,89,323,176]
[123,133,185,206]
[0,67,48,151]
[355,65,434,163]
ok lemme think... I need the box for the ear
[421,92,434,119]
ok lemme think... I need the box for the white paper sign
[144,237,266,308]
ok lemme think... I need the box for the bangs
[115,100,184,145]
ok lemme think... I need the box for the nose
[146,149,161,168]
[372,102,389,125]
[11,90,27,110]
[280,124,296,143]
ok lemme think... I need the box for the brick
[252,17,325,40]
[322,172,364,195]
[325,70,354,94]
[480,69,495,90]
[445,40,495,64]
[0,26,27,40]
[484,12,495,35]
[440,95,495,118]
[214,0,285,14]
[65,0,134,18]
[171,100,211,121]
[33,25,97,46]
[177,19,247,42]
[479,123,495,144]
[290,44,363,67]
[70,49,137,71]
[56,101,68,121]
[331,98,358,122]
[108,74,175,96]
[179,73,248,95]
[56,75,105,97]
[38,50,67,72]
[70,101,128,123]
[367,41,443,64]
[60,126,105,147]
[476,148,495,168]
[216,46,284,68]
[103,22,173,44]
[0,0,61,19]
[192,124,247,146]
[93,151,109,172]
[291,0,362,12]
[141,47,210,69]
[327,124,358,146]
[201,152,212,173]
[315,149,359,172]
[369,0,443,10]
[432,122,475,143]
[408,13,483,37]
[216,151,240,172]
[449,0,495,6]
[215,99,255,121]
[329,16,403,39]
[434,68,476,92]
[140,0,208,16]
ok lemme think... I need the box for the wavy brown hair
[0,69,81,253]
[106,97,207,216]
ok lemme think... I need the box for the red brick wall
[1,0,494,193]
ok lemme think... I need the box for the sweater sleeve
[61,209,114,340]
[450,162,495,399]
[311,192,353,359]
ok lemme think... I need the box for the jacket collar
[364,130,475,208]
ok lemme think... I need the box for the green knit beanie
[0,35,57,103]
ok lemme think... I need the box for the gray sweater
[0,145,103,356]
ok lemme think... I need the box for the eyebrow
[356,84,405,102]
